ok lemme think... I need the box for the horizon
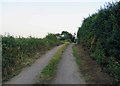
[1,0,118,38]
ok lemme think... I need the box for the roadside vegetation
[73,45,115,84]
[38,42,69,84]
[2,33,61,82]
[77,1,120,83]
[72,45,80,65]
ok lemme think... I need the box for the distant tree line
[55,31,76,42]
[77,1,120,82]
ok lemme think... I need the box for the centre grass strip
[38,43,69,84]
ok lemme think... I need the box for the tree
[60,31,75,42]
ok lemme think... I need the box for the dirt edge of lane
[73,44,115,84]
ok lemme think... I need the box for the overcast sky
[0,0,118,38]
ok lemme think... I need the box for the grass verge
[37,43,69,84]
[72,44,80,65]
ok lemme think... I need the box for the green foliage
[2,33,61,81]
[61,31,73,41]
[77,1,120,82]
[91,43,105,64]
[56,31,75,42]
[45,33,60,46]
[107,59,120,82]
[72,45,80,65]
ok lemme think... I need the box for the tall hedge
[77,2,120,82]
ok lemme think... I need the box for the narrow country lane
[4,45,62,84]
[51,44,86,84]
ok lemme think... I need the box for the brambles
[2,33,61,81]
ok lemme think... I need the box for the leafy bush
[77,1,120,82]
[107,59,120,82]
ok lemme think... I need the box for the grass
[72,45,80,65]
[37,43,69,84]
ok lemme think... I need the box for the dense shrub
[77,1,120,82]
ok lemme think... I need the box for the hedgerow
[77,1,120,82]
[2,33,61,81]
